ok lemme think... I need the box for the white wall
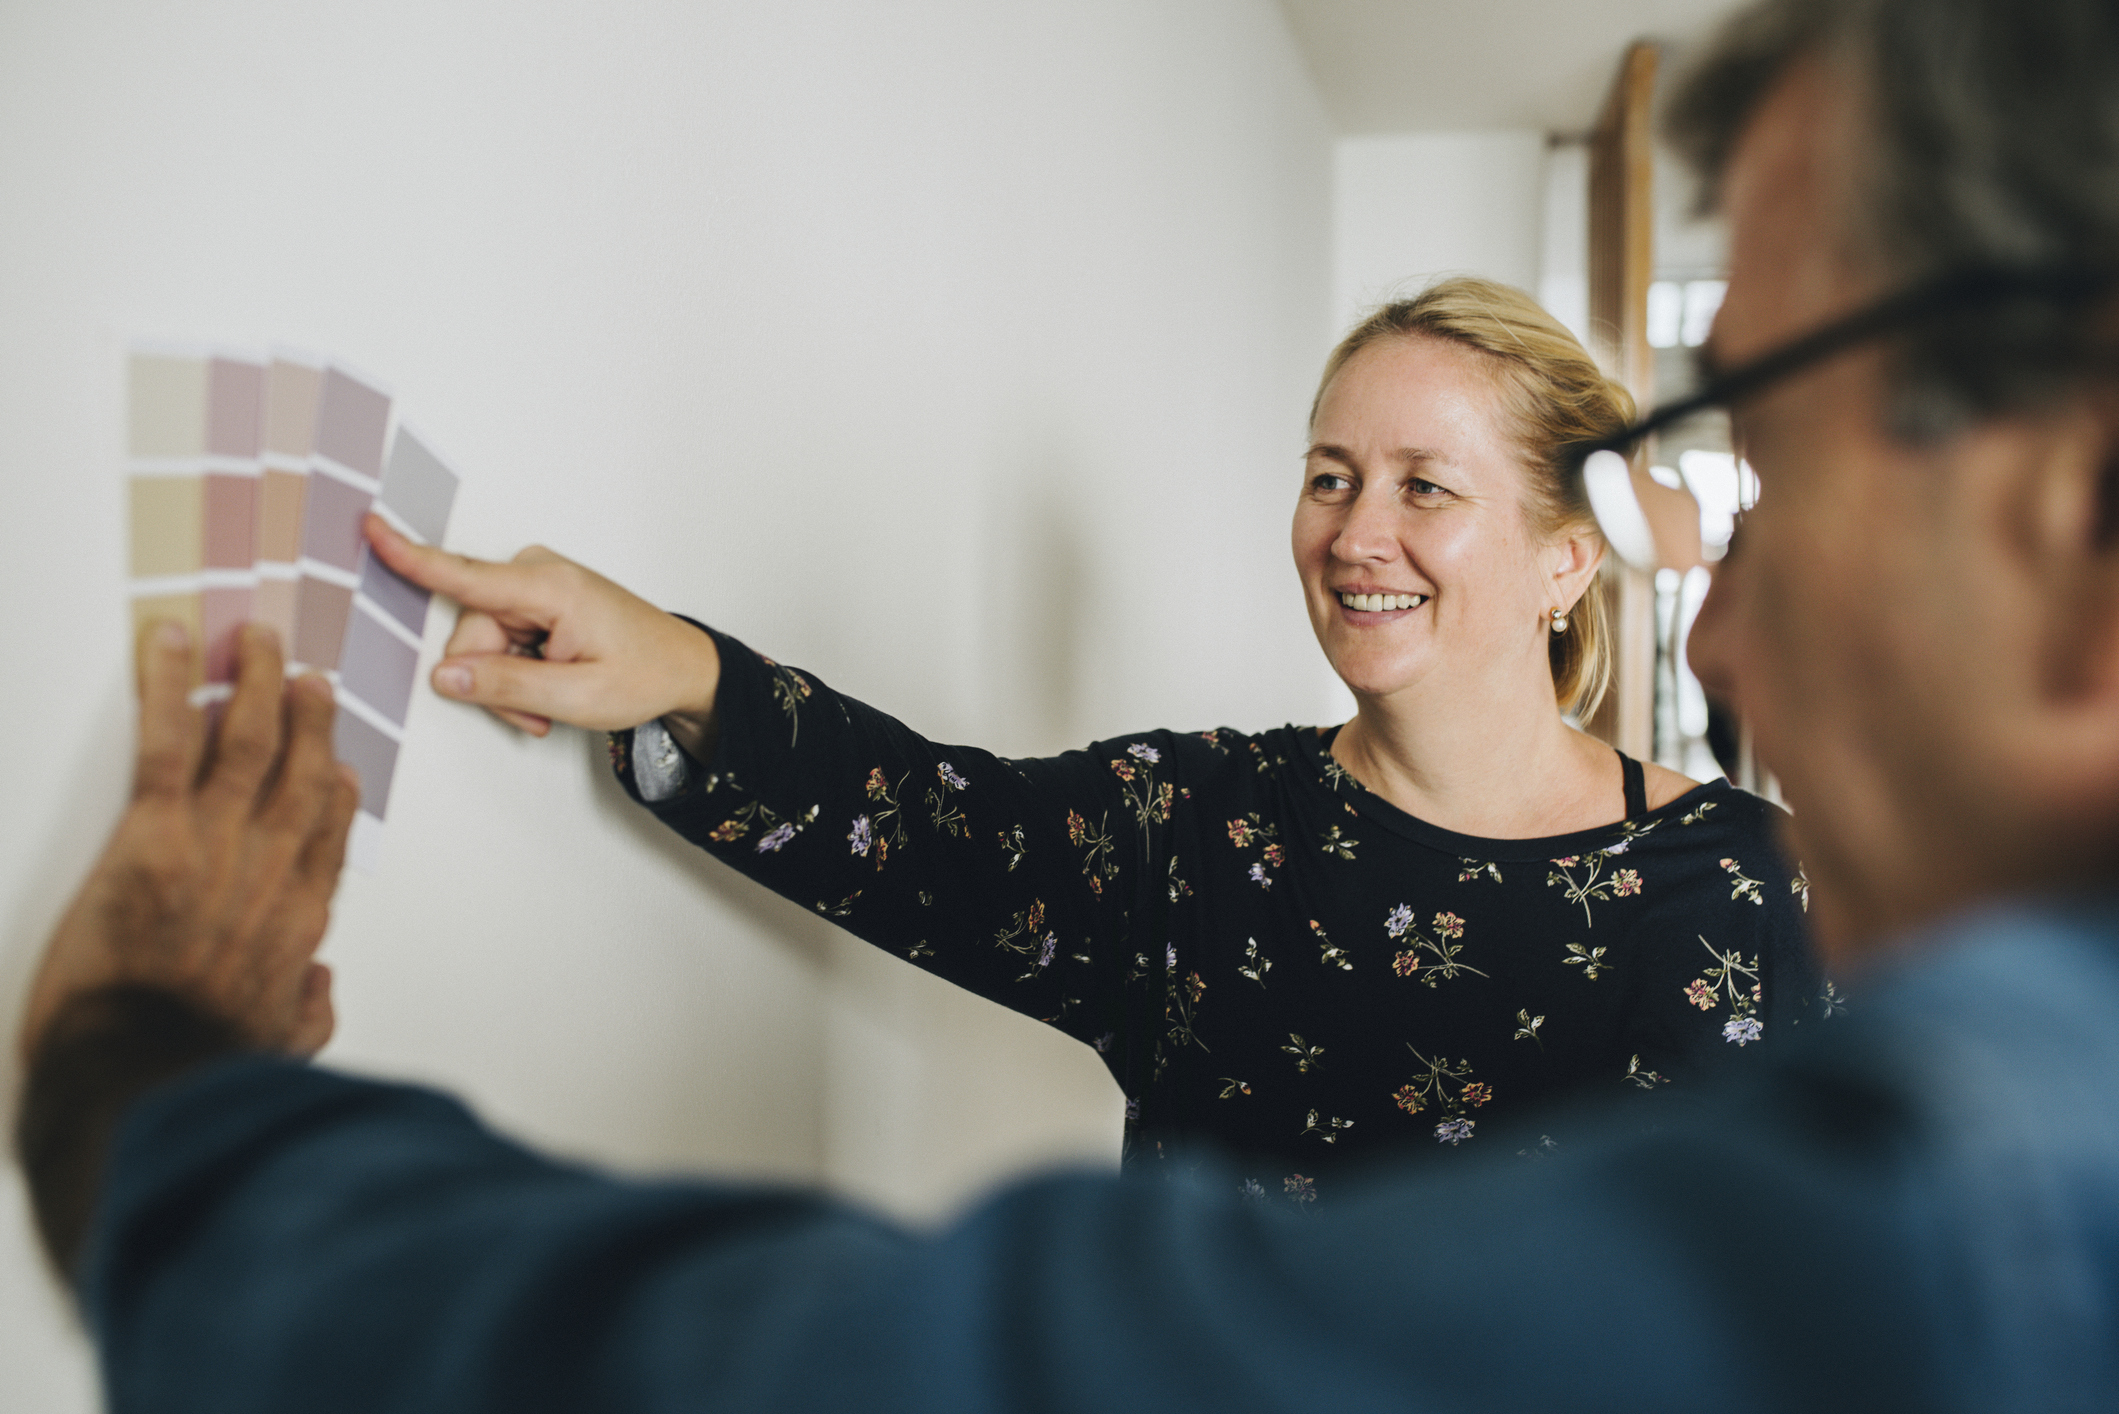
[1330,130,1549,333]
[0,2,1333,1407]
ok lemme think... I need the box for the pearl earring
[1549,606,1569,635]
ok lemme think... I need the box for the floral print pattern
[626,630,1824,1200]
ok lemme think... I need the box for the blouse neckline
[1289,723,1733,863]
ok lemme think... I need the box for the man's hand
[17,621,359,1065]
[363,515,722,755]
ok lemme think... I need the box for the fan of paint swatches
[127,345,462,872]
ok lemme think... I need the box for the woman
[373,278,1817,1204]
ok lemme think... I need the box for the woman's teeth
[1338,592,1425,612]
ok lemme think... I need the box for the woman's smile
[1335,589,1429,616]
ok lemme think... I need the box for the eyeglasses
[1577,263,2115,569]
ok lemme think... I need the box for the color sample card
[289,365,392,673]
[335,425,460,870]
[255,353,324,645]
[201,355,265,689]
[126,343,465,873]
[127,347,211,686]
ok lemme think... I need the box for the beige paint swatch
[128,349,210,687]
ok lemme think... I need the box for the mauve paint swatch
[338,612,420,727]
[300,474,375,572]
[333,710,400,818]
[314,367,390,476]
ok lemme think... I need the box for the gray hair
[1665,0,2119,435]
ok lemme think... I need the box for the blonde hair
[1311,277,1637,720]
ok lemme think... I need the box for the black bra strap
[1618,751,1648,820]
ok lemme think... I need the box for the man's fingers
[299,763,360,882]
[133,620,203,801]
[365,515,566,624]
[286,962,337,1057]
[259,675,343,842]
[200,625,288,811]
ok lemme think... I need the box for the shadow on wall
[0,673,132,1117]
[979,447,1095,759]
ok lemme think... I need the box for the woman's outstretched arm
[364,517,1172,1066]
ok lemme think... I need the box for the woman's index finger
[363,515,561,622]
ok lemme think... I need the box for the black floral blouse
[612,626,1823,1207]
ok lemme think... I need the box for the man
[16,0,2119,1407]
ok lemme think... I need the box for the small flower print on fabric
[937,761,970,791]
[1284,1174,1317,1205]
[1434,1118,1476,1145]
[1684,979,1716,1010]
[757,823,796,853]
[848,816,873,856]
[1392,1083,1423,1115]
[1384,903,1415,938]
[1310,920,1353,971]
[1548,854,1640,925]
[1126,742,1161,764]
[1720,857,1766,905]
[1723,1016,1764,1046]
[1282,1034,1326,1073]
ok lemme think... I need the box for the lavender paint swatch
[338,611,420,727]
[333,710,401,819]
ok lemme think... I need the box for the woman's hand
[363,516,722,752]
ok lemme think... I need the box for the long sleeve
[77,904,2119,1413]
[82,1039,1952,1413]
[611,626,1196,1070]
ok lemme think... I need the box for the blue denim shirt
[82,901,2119,1412]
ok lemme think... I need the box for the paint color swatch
[335,424,461,869]
[289,365,391,673]
[127,347,211,686]
[255,353,324,644]
[201,355,265,687]
[127,343,465,872]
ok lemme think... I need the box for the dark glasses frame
[1582,262,2116,460]
[1571,262,2115,570]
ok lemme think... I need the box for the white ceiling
[1277,0,1750,135]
